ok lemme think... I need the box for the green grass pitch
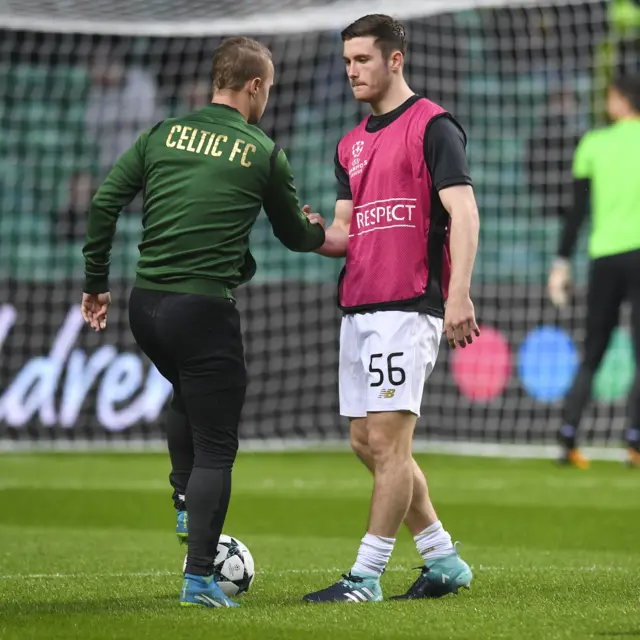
[0,451,639,639]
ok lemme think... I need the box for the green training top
[572,118,640,259]
[83,104,325,298]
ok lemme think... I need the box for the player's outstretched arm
[440,184,480,348]
[263,148,326,252]
[314,199,352,258]
[82,131,147,295]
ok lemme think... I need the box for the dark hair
[341,14,407,58]
[612,75,640,113]
[211,37,272,93]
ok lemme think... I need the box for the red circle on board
[450,326,512,402]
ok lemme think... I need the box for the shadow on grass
[0,594,176,618]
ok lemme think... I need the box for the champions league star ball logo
[352,140,364,159]
[351,140,365,169]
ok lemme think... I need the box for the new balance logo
[378,389,396,399]
[442,573,450,584]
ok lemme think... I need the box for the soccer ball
[183,534,255,597]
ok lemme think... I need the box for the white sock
[351,533,395,578]
[414,520,454,563]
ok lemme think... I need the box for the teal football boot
[392,543,472,599]
[180,574,239,608]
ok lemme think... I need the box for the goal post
[0,0,638,454]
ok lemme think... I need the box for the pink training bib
[337,98,451,312]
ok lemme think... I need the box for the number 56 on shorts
[339,311,443,418]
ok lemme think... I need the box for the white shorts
[339,311,443,418]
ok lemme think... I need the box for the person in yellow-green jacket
[80,36,325,608]
[548,75,640,469]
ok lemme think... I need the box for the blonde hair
[211,37,272,93]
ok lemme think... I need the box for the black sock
[184,467,232,576]
[167,403,194,511]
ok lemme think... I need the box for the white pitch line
[2,477,639,492]
[0,571,175,581]
[0,565,632,581]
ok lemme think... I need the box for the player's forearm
[83,177,132,290]
[83,201,118,293]
[282,220,326,253]
[447,203,479,298]
[316,225,349,258]
[557,178,590,259]
[264,151,326,252]
[82,145,145,292]
[265,198,326,252]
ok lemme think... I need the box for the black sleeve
[424,114,473,191]
[557,178,590,259]
[334,146,352,201]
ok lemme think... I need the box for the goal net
[1,0,639,452]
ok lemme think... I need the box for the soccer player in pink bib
[303,14,480,603]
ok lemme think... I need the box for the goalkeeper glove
[547,257,571,309]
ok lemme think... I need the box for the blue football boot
[180,574,239,608]
[176,510,188,544]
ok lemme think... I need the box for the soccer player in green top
[547,74,640,469]
[80,37,326,608]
